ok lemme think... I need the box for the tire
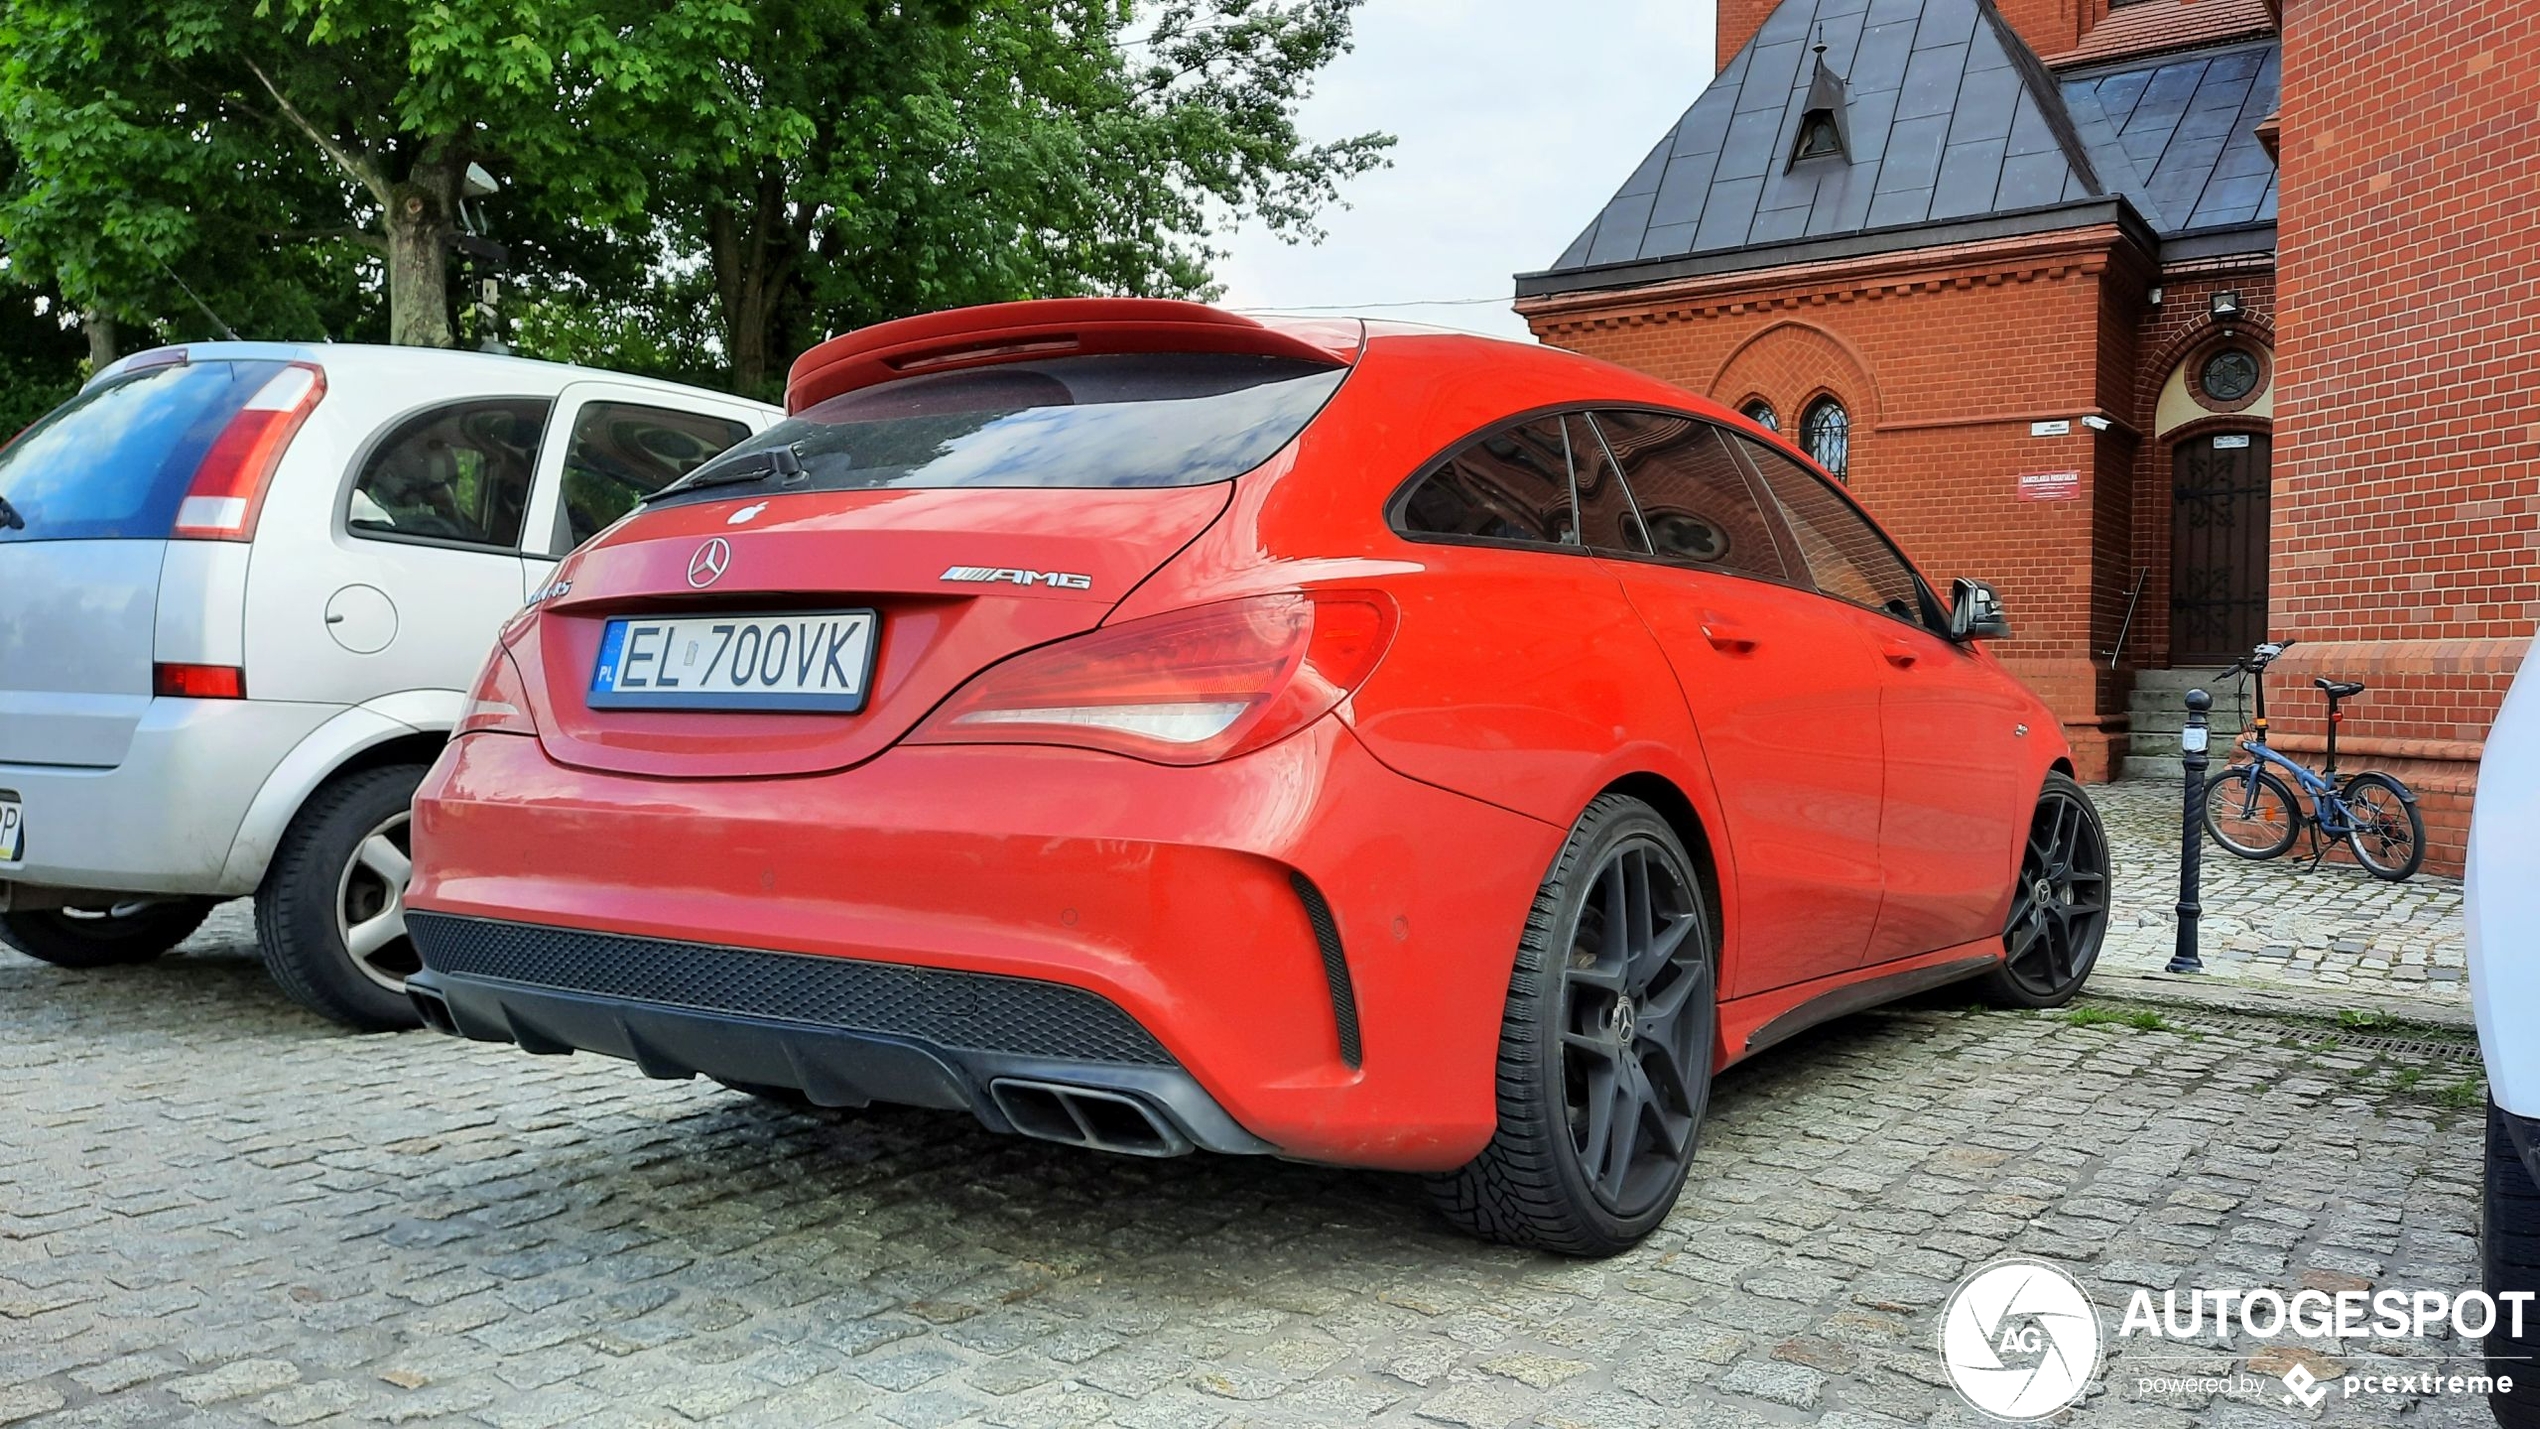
[2342,771,2425,882]
[2487,1100,2540,1426]
[2202,764,2302,860]
[254,765,428,1031]
[1427,794,1716,1257]
[1974,772,2110,1010]
[0,898,216,968]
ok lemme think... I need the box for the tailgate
[523,485,1232,778]
[0,540,164,767]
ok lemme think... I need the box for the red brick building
[1516,0,2538,870]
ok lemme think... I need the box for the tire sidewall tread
[1427,794,1715,1258]
[1974,772,2108,1010]
[254,763,429,1032]
[2489,1100,2540,1423]
[0,899,214,968]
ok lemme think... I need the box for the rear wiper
[652,445,804,501]
[0,494,22,531]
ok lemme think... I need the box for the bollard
[2168,687,2211,974]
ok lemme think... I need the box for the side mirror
[1949,578,2012,642]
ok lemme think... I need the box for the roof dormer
[1787,35,1851,169]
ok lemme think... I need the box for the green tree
[0,0,756,349]
[647,0,1391,395]
[1,0,1386,373]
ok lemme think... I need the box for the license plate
[589,611,878,713]
[0,796,20,863]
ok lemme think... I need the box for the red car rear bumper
[404,719,1560,1171]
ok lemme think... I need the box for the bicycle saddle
[2314,678,2365,699]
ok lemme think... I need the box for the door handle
[1701,615,1758,654]
[1880,640,1920,668]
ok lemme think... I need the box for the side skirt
[1718,939,2003,1066]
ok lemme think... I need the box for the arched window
[1800,396,1849,482]
[1742,400,1778,432]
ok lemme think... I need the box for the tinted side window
[349,399,550,549]
[1736,437,1923,622]
[1397,417,1576,549]
[559,402,752,549]
[1593,411,1789,583]
[1566,413,1648,555]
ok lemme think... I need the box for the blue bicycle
[2200,639,2425,880]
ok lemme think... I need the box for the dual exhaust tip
[988,1078,1192,1158]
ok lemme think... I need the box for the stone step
[2127,706,2252,736]
[2130,666,2238,693]
[2121,754,2186,781]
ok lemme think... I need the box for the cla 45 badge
[941,566,1093,590]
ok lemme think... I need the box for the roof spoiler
[783,299,1361,414]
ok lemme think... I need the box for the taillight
[456,647,538,737]
[170,363,325,541]
[154,663,246,699]
[909,591,1395,765]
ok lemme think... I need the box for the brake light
[456,647,538,736]
[154,663,245,699]
[170,363,325,540]
[909,591,1395,765]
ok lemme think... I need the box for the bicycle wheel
[2342,772,2425,881]
[2202,764,2300,859]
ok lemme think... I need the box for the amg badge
[941,566,1093,591]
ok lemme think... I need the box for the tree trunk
[710,174,804,400]
[83,312,118,369]
[382,175,457,348]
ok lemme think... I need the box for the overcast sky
[1213,1,1719,342]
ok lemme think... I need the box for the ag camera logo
[1940,1258,2103,1420]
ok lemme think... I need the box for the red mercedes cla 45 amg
[405,298,2108,1254]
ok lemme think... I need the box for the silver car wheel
[335,811,417,992]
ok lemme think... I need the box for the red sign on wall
[2017,470,2081,501]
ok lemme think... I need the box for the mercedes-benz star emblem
[687,538,732,589]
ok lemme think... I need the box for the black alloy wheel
[1975,772,2109,1009]
[1429,795,1716,1256]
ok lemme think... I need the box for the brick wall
[1522,226,2147,778]
[2271,0,2540,871]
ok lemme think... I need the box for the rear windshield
[646,351,1346,508]
[0,359,290,543]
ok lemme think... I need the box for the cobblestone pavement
[2089,779,2466,1010]
[0,915,2501,1429]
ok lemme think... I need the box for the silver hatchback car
[0,342,777,1027]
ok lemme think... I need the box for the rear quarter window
[1393,417,1578,550]
[0,360,291,543]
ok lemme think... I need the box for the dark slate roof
[1527,0,2276,294]
[2059,40,2279,235]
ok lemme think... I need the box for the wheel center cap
[1613,1000,1637,1047]
[2034,877,2056,908]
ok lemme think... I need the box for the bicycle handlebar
[2228,638,2298,676]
